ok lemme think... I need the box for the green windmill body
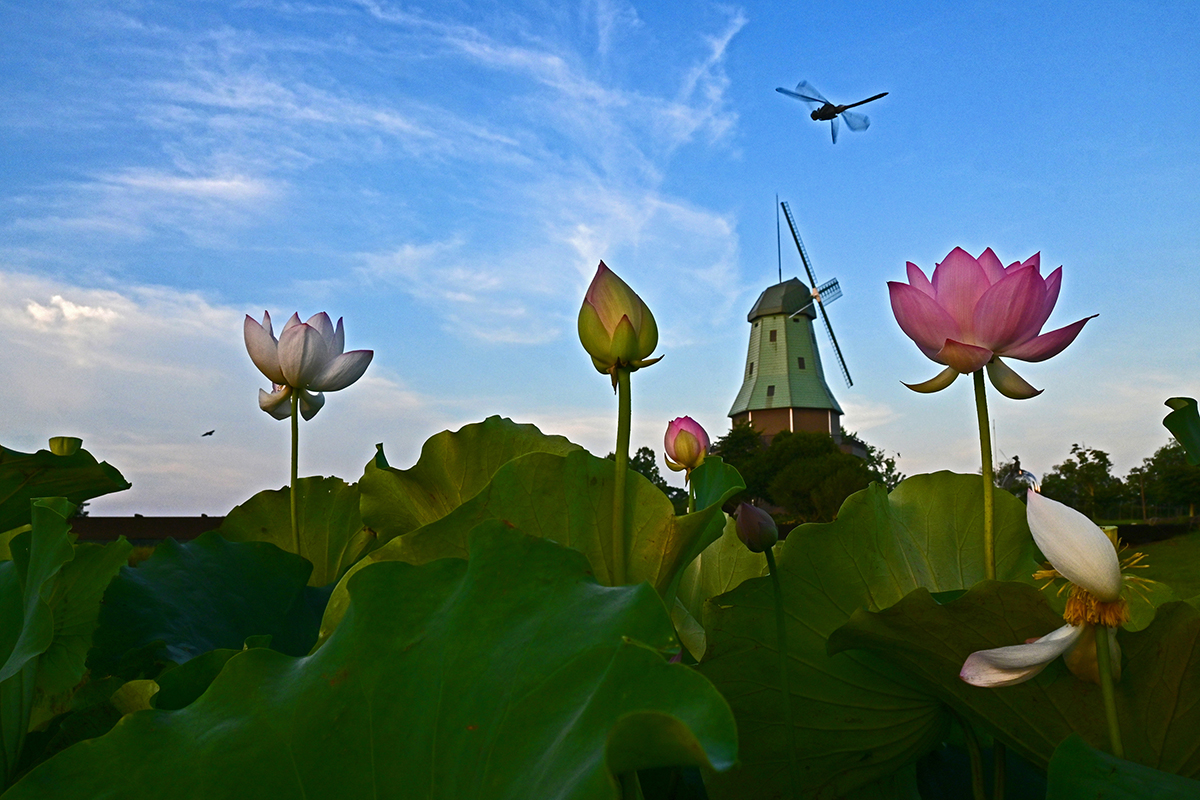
[728,278,844,439]
[729,200,855,445]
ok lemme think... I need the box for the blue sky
[2,0,1198,515]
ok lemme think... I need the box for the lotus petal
[1027,492,1122,602]
[902,366,960,393]
[297,389,325,421]
[1034,267,1062,332]
[278,323,333,388]
[931,248,990,336]
[936,339,993,374]
[976,247,1006,285]
[1002,315,1097,362]
[973,266,1046,351]
[905,262,935,298]
[332,317,345,356]
[281,313,302,334]
[309,350,373,392]
[960,623,1083,687]
[888,282,961,360]
[244,314,285,385]
[986,358,1042,400]
[306,312,336,344]
[258,386,293,420]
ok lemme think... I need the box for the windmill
[728,199,853,443]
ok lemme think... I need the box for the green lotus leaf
[359,415,580,543]
[320,451,742,641]
[0,443,129,532]
[218,476,372,586]
[673,514,768,661]
[32,537,133,727]
[829,582,1200,777]
[87,533,328,677]
[697,472,1037,800]
[1046,734,1200,799]
[1,498,77,788]
[7,523,737,800]
[1163,398,1200,466]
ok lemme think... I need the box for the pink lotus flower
[888,248,1096,399]
[244,311,373,420]
[664,416,709,479]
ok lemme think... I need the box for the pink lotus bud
[577,262,661,381]
[735,502,778,553]
[888,248,1095,399]
[664,416,709,479]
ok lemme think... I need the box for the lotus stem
[994,741,1006,800]
[618,771,644,799]
[612,367,631,584]
[687,482,695,514]
[973,369,996,581]
[290,390,300,559]
[1095,625,1124,759]
[950,711,989,800]
[765,547,800,799]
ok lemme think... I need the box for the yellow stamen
[1063,585,1130,628]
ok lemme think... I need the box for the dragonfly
[775,80,888,143]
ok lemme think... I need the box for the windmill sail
[780,201,853,387]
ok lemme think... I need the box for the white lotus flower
[960,491,1144,687]
[244,311,373,420]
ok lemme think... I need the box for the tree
[1040,444,1124,520]
[712,424,899,522]
[842,428,904,491]
[761,431,875,524]
[1130,439,1200,518]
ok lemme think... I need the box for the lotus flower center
[1062,585,1130,628]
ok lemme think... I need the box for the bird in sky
[201,430,214,437]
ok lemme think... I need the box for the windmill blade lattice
[780,201,853,387]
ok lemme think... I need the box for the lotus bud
[577,261,662,388]
[735,502,778,553]
[48,436,83,456]
[664,416,709,481]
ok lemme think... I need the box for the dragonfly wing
[794,80,828,105]
[830,116,840,143]
[841,110,870,131]
[776,87,821,109]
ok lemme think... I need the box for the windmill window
[766,385,775,397]
[748,362,754,377]
[769,329,777,342]
[797,357,806,369]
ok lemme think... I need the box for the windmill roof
[747,278,815,322]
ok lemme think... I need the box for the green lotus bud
[735,502,778,553]
[48,436,82,456]
[578,261,661,384]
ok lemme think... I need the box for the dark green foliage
[712,424,900,522]
[1129,439,1200,516]
[87,533,330,677]
[1047,735,1200,799]
[0,443,128,533]
[7,525,738,800]
[606,447,687,513]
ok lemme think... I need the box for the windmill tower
[728,200,853,443]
